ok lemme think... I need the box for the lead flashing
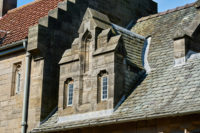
[112,24,145,40]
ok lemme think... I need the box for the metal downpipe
[21,42,31,133]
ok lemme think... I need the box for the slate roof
[0,0,64,47]
[32,2,200,133]
[112,24,146,69]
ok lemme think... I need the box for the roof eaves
[0,39,27,51]
[31,109,200,133]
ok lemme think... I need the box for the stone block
[174,38,187,59]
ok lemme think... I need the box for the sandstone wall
[59,48,115,116]
[0,51,26,133]
[27,59,44,132]
[0,51,46,132]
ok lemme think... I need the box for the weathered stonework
[3,0,200,133]
[58,8,145,119]
[27,0,155,126]
[31,1,200,133]
[58,8,122,116]
[0,51,26,133]
[0,0,154,132]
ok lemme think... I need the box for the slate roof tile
[112,24,145,69]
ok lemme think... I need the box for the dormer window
[173,20,200,66]
[173,36,188,66]
[102,76,108,100]
[173,33,200,66]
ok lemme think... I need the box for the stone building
[0,0,200,133]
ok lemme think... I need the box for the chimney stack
[0,0,17,17]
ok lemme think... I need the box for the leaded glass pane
[68,83,73,106]
[102,77,108,100]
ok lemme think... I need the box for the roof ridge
[137,2,195,23]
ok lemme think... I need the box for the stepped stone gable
[32,1,200,133]
[0,0,66,132]
[26,0,155,124]
[31,7,148,133]
[27,0,157,58]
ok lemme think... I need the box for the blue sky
[17,0,34,7]
[17,0,197,12]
